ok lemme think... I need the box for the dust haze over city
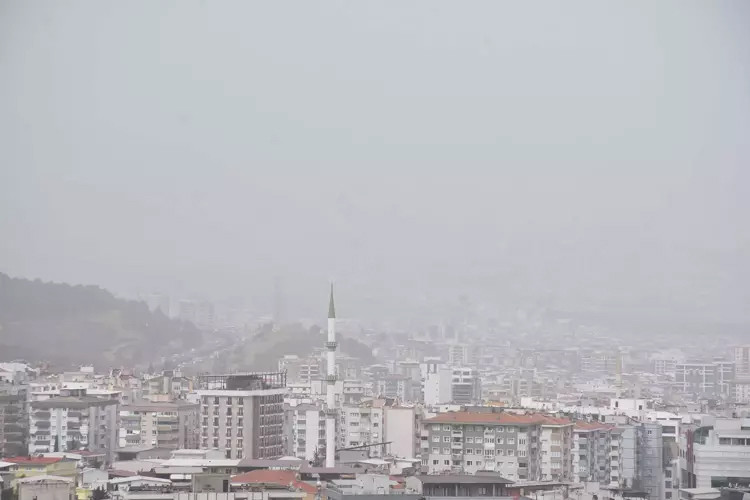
[2,1,750,492]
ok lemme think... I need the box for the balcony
[451,442,463,450]
[452,430,464,437]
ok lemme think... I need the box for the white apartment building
[339,401,385,456]
[29,390,119,464]
[680,417,750,488]
[384,406,420,459]
[286,403,326,461]
[423,365,480,405]
[423,365,452,406]
[735,382,750,404]
[539,417,574,481]
[197,373,285,460]
[421,412,543,481]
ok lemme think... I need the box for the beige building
[421,411,545,481]
[119,400,199,449]
[29,389,119,464]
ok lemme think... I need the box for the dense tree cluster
[0,273,200,368]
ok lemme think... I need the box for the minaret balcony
[325,341,338,349]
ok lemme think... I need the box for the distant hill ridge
[0,273,200,368]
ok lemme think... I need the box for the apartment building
[610,426,637,488]
[572,422,613,484]
[119,400,199,449]
[421,412,543,481]
[539,417,574,481]
[423,366,481,405]
[674,361,734,400]
[373,376,412,402]
[680,417,750,489]
[339,400,385,456]
[451,368,481,405]
[29,389,119,464]
[278,355,321,385]
[0,391,28,457]
[734,346,750,381]
[636,422,663,500]
[384,405,421,460]
[197,372,285,460]
[286,403,326,461]
[141,370,192,401]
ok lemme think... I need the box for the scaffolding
[197,371,287,390]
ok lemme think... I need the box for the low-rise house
[5,456,77,481]
[16,475,74,500]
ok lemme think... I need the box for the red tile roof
[231,469,316,494]
[5,457,63,465]
[424,412,547,425]
[539,416,573,426]
[574,422,614,431]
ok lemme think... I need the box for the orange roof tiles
[574,421,614,431]
[540,416,573,426]
[231,469,316,494]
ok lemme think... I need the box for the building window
[443,425,451,431]
[433,460,439,465]
[444,460,450,465]
[507,450,515,456]
[432,436,440,442]
[466,461,472,466]
[432,448,439,454]
[443,436,450,442]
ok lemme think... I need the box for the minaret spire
[328,283,336,319]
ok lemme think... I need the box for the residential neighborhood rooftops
[418,474,514,485]
[5,456,66,465]
[231,469,317,494]
[424,412,547,425]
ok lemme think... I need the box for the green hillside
[219,322,375,372]
[0,273,200,368]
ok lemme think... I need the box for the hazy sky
[2,1,749,321]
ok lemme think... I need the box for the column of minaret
[325,285,337,468]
